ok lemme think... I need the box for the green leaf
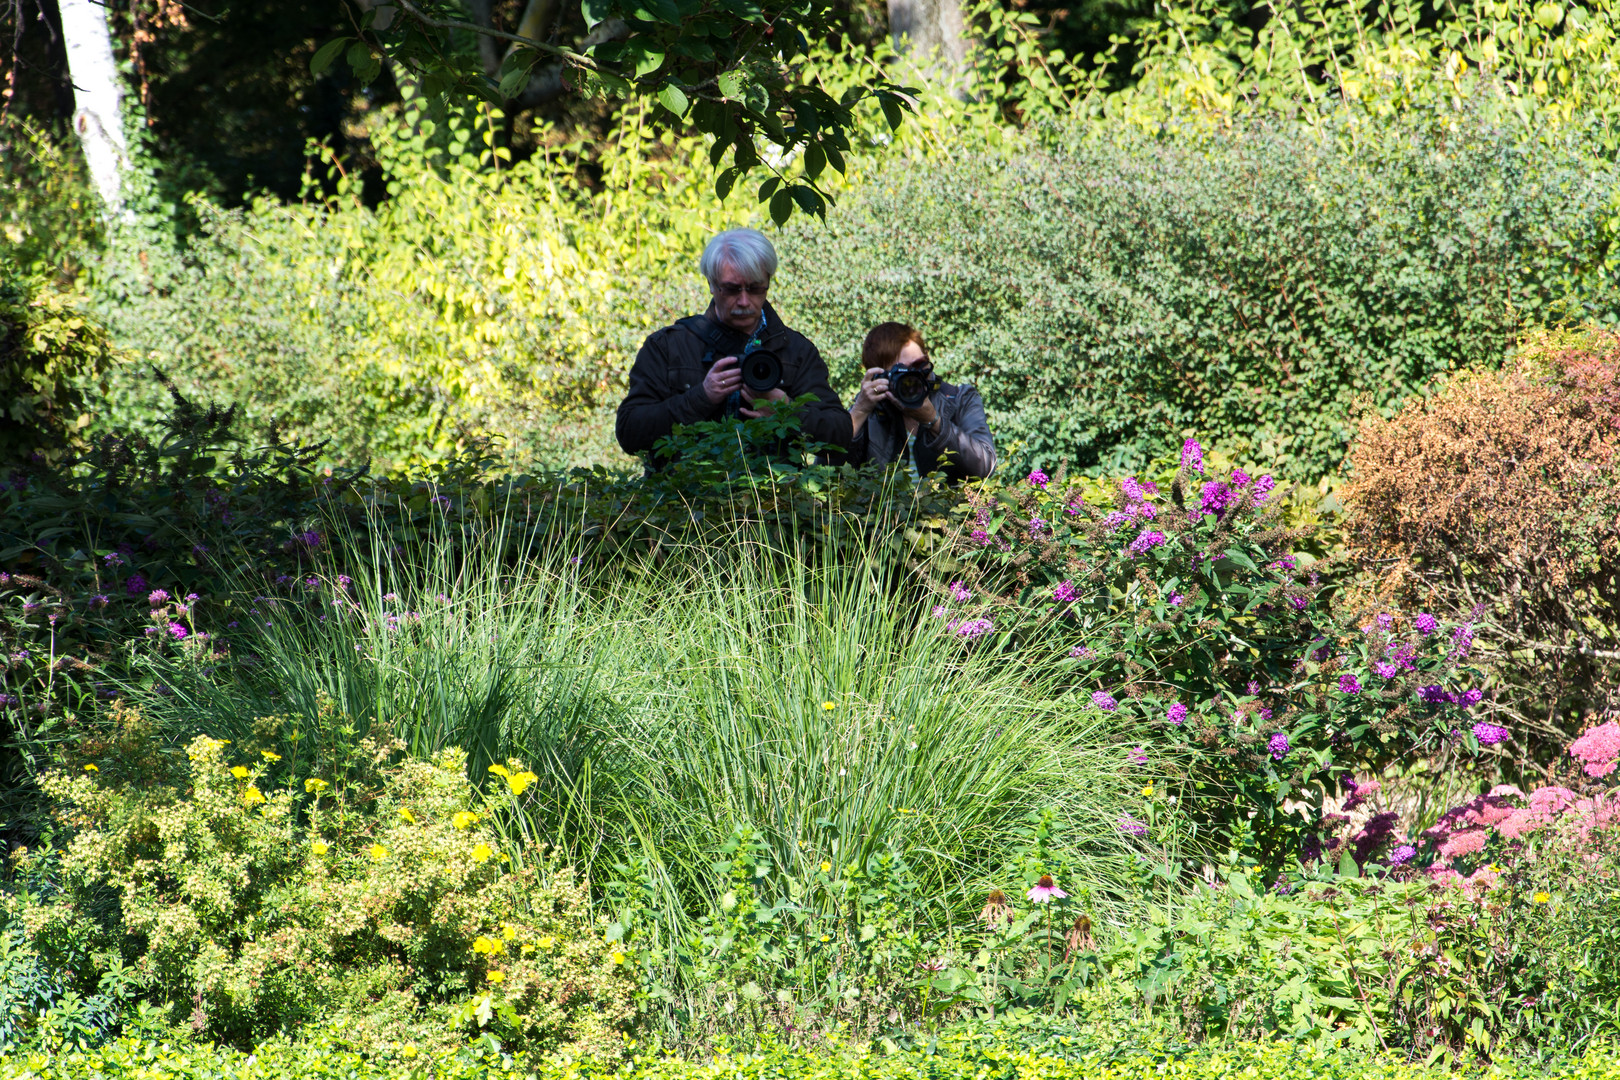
[310,38,350,76]
[714,166,741,199]
[769,189,793,225]
[582,0,615,26]
[879,94,904,130]
[802,142,826,181]
[633,0,681,22]
[1227,872,1256,900]
[717,70,744,100]
[757,176,782,201]
[658,82,689,116]
[790,185,824,219]
[633,48,667,78]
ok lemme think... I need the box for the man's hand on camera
[703,356,742,404]
[739,386,789,418]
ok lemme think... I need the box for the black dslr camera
[885,364,938,409]
[701,344,783,419]
[740,347,783,394]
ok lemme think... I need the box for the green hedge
[4,1032,1618,1080]
[779,106,1620,479]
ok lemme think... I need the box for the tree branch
[392,0,601,70]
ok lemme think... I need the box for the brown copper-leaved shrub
[1345,325,1620,745]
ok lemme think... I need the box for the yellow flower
[610,951,626,966]
[261,750,282,762]
[398,807,417,824]
[505,770,538,797]
[486,970,505,984]
[472,843,493,864]
[820,861,832,873]
[501,923,517,940]
[487,764,510,778]
[822,701,835,710]
[538,935,555,949]
[1142,783,1155,798]
[1533,892,1551,904]
[305,778,329,794]
[401,1046,418,1060]
[83,764,98,772]
[230,765,250,780]
[452,811,479,830]
[472,935,505,956]
[311,842,329,856]
[242,786,266,806]
[368,844,389,860]
[819,935,830,943]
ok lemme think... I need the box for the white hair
[698,228,778,286]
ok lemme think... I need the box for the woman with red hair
[848,322,996,481]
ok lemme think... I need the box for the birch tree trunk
[887,0,968,83]
[59,0,128,214]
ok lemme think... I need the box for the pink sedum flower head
[1570,720,1620,777]
[1027,874,1067,903]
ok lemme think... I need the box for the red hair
[861,321,928,376]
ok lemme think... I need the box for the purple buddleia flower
[1339,674,1363,694]
[1268,732,1290,760]
[1027,469,1049,488]
[1166,702,1187,725]
[1180,437,1204,474]
[1053,580,1077,604]
[1413,613,1438,635]
[1128,529,1167,556]
[1472,722,1510,745]
[1091,691,1118,712]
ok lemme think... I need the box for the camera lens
[890,369,928,408]
[742,350,782,393]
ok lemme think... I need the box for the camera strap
[680,313,767,368]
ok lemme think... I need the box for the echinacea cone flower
[1063,914,1095,961]
[1027,874,1067,904]
[980,889,1011,927]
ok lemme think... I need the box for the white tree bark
[59,0,128,214]
[887,0,968,83]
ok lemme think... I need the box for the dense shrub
[12,722,632,1054]
[0,118,101,281]
[779,106,1620,480]
[930,445,1489,869]
[1345,325,1620,750]
[0,271,115,468]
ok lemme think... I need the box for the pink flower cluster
[1570,720,1620,777]
[1424,782,1620,862]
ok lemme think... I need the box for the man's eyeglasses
[714,281,770,298]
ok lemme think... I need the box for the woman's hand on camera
[702,356,742,404]
[852,368,889,414]
[900,395,939,430]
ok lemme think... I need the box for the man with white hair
[616,227,852,466]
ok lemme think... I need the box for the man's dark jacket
[615,302,853,464]
[848,382,996,482]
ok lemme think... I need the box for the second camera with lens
[885,364,937,409]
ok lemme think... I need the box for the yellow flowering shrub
[11,723,632,1055]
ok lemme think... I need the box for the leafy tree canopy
[316,0,918,222]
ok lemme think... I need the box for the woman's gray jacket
[848,382,996,481]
